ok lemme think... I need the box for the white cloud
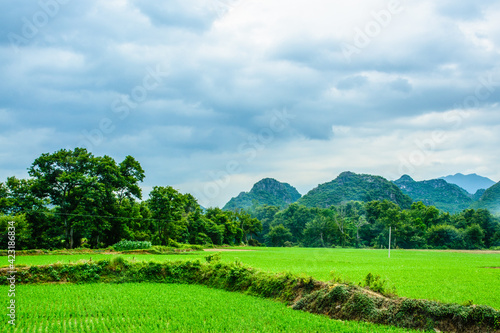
[1,0,500,206]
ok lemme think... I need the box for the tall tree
[29,148,97,249]
[235,210,262,243]
[28,148,146,248]
[148,186,187,245]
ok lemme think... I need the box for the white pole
[388,226,391,258]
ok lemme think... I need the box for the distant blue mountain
[439,173,496,194]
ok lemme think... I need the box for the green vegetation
[0,148,261,250]
[250,200,500,249]
[394,175,473,213]
[473,182,500,215]
[3,257,498,332]
[1,149,499,251]
[223,178,301,210]
[297,171,413,209]
[9,248,500,310]
[2,283,427,333]
[112,240,152,251]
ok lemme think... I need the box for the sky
[1,0,500,207]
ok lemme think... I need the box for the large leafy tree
[272,203,315,243]
[205,208,243,245]
[234,210,262,243]
[265,224,292,247]
[28,148,145,248]
[250,205,279,243]
[29,148,96,248]
[148,186,187,245]
[303,211,337,247]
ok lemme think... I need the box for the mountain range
[222,172,499,215]
[471,181,500,215]
[393,175,473,213]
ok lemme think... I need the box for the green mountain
[471,181,500,215]
[223,178,301,211]
[472,189,486,201]
[393,175,473,213]
[439,173,496,194]
[297,171,412,209]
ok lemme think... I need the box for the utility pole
[388,226,391,259]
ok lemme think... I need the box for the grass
[1,283,429,333]
[7,247,500,308]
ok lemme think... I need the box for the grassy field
[7,247,500,309]
[1,283,429,333]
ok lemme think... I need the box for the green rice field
[1,283,429,333]
[8,248,500,309]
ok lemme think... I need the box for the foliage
[361,272,391,294]
[265,224,293,246]
[112,240,152,251]
[2,150,499,251]
[26,148,145,249]
[147,186,188,245]
[0,214,32,250]
[427,224,464,249]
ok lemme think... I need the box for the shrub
[247,238,262,247]
[427,225,464,249]
[362,273,387,294]
[112,240,152,251]
[205,252,222,263]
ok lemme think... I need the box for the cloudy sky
[1,0,500,207]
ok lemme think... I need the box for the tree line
[0,148,261,250]
[250,200,500,249]
[1,148,499,250]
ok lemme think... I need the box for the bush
[427,224,464,249]
[363,273,386,294]
[205,252,222,263]
[247,238,262,247]
[112,240,152,251]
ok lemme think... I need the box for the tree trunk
[64,216,70,249]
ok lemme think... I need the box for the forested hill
[472,181,500,215]
[393,175,473,213]
[223,178,301,211]
[296,171,412,209]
